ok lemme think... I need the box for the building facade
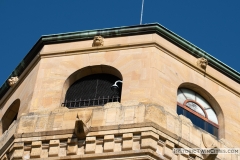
[0,24,239,160]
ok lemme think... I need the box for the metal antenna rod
[140,0,144,25]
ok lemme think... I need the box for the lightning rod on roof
[140,0,144,25]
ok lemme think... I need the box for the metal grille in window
[63,74,122,108]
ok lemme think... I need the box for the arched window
[177,88,218,138]
[1,99,20,134]
[62,73,122,108]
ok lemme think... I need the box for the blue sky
[0,1,239,85]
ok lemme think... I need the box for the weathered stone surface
[197,57,208,70]
[202,133,218,148]
[8,76,18,87]
[74,120,89,139]
[49,140,60,157]
[85,137,96,154]
[104,135,114,152]
[145,105,167,129]
[141,131,158,151]
[92,36,104,47]
[122,133,133,151]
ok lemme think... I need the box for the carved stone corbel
[92,36,104,47]
[202,134,218,160]
[74,120,89,139]
[74,110,92,139]
[8,76,19,87]
[197,57,208,70]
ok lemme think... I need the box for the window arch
[177,88,218,138]
[1,99,20,135]
[62,65,123,108]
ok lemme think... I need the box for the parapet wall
[0,102,238,160]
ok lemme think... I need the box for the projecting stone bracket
[203,148,218,160]
[92,36,104,47]
[202,134,219,160]
[74,120,89,139]
[8,76,19,87]
[197,57,208,70]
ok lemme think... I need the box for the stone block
[41,149,49,158]
[141,131,158,150]
[17,115,38,133]
[30,141,42,158]
[35,116,48,132]
[114,136,122,152]
[104,135,114,152]
[62,111,77,129]
[30,148,41,158]
[166,113,179,136]
[49,140,60,157]
[141,131,159,140]
[122,133,133,151]
[181,123,190,142]
[96,138,104,153]
[106,108,117,124]
[13,142,24,149]
[67,144,78,155]
[10,149,24,159]
[165,140,174,148]
[91,109,104,127]
[59,147,66,157]
[77,140,85,155]
[32,141,42,147]
[156,139,164,158]
[124,107,135,123]
[133,134,141,150]
[85,137,96,154]
[163,146,173,159]
[53,114,63,129]
[114,142,122,152]
[145,105,166,128]
[48,146,59,157]
[8,142,24,160]
[46,114,55,131]
[134,104,145,123]
[190,126,202,147]
[163,140,174,159]
[23,151,30,160]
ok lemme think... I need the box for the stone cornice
[0,23,239,99]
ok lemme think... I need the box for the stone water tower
[0,23,239,160]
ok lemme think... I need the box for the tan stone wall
[0,33,239,153]
[0,103,239,159]
[0,62,40,124]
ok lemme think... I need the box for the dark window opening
[177,105,218,138]
[63,74,122,108]
[177,88,219,138]
[2,99,20,134]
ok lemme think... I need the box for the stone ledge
[18,149,161,160]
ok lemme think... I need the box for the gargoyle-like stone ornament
[8,76,19,87]
[74,111,92,139]
[197,57,208,70]
[202,134,219,160]
[92,36,104,47]
[74,120,89,139]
